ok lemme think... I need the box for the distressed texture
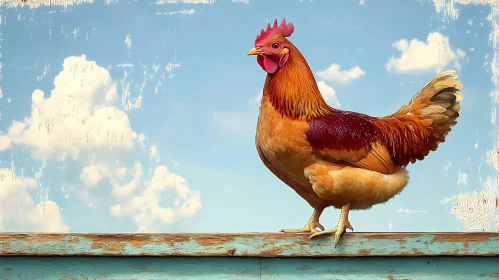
[0,232,498,257]
[0,257,260,280]
[1,256,499,279]
[432,0,499,233]
[261,257,499,279]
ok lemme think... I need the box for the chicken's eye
[271,43,280,49]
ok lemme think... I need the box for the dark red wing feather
[305,109,380,151]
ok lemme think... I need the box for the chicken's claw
[280,208,325,233]
[280,220,325,233]
[309,203,353,248]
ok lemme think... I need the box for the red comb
[254,19,294,47]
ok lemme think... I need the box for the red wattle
[257,55,278,74]
[257,55,265,71]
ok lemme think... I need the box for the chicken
[248,19,464,247]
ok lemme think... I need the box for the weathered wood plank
[260,257,499,279]
[0,257,261,280]
[1,256,498,279]
[1,232,498,257]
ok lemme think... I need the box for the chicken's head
[248,19,294,74]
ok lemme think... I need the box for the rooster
[248,19,464,247]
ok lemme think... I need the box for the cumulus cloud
[137,133,147,148]
[7,55,138,160]
[316,64,366,83]
[0,135,11,152]
[3,54,201,232]
[80,163,116,188]
[110,162,143,198]
[386,32,466,74]
[110,165,201,232]
[0,168,68,232]
[317,81,340,108]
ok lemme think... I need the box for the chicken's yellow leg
[309,203,353,247]
[280,208,325,233]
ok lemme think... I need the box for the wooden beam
[1,232,498,257]
[2,256,499,279]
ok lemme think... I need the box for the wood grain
[1,256,499,279]
[1,232,498,257]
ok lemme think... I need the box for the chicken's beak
[247,47,264,56]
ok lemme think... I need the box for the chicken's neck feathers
[262,48,333,120]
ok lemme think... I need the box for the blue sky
[0,0,498,234]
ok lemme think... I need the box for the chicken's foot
[280,208,325,233]
[309,203,353,247]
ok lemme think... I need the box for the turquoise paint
[1,256,498,279]
[261,257,499,279]
[0,257,260,280]
[2,233,499,279]
[2,232,499,257]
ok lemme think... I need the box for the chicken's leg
[280,208,325,233]
[309,203,353,247]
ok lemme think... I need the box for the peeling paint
[5,0,95,9]
[156,9,196,16]
[396,208,432,216]
[1,232,497,257]
[156,0,214,4]
[124,34,132,51]
[434,1,499,232]
[452,176,498,231]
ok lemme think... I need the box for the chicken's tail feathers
[377,70,463,166]
[391,70,463,144]
[408,70,463,114]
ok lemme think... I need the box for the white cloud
[111,162,143,198]
[110,165,201,232]
[137,133,146,148]
[386,32,466,74]
[80,163,113,188]
[0,135,11,152]
[149,144,160,162]
[6,55,138,160]
[317,81,340,108]
[0,168,68,232]
[79,161,143,198]
[316,64,366,83]
[1,53,199,232]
